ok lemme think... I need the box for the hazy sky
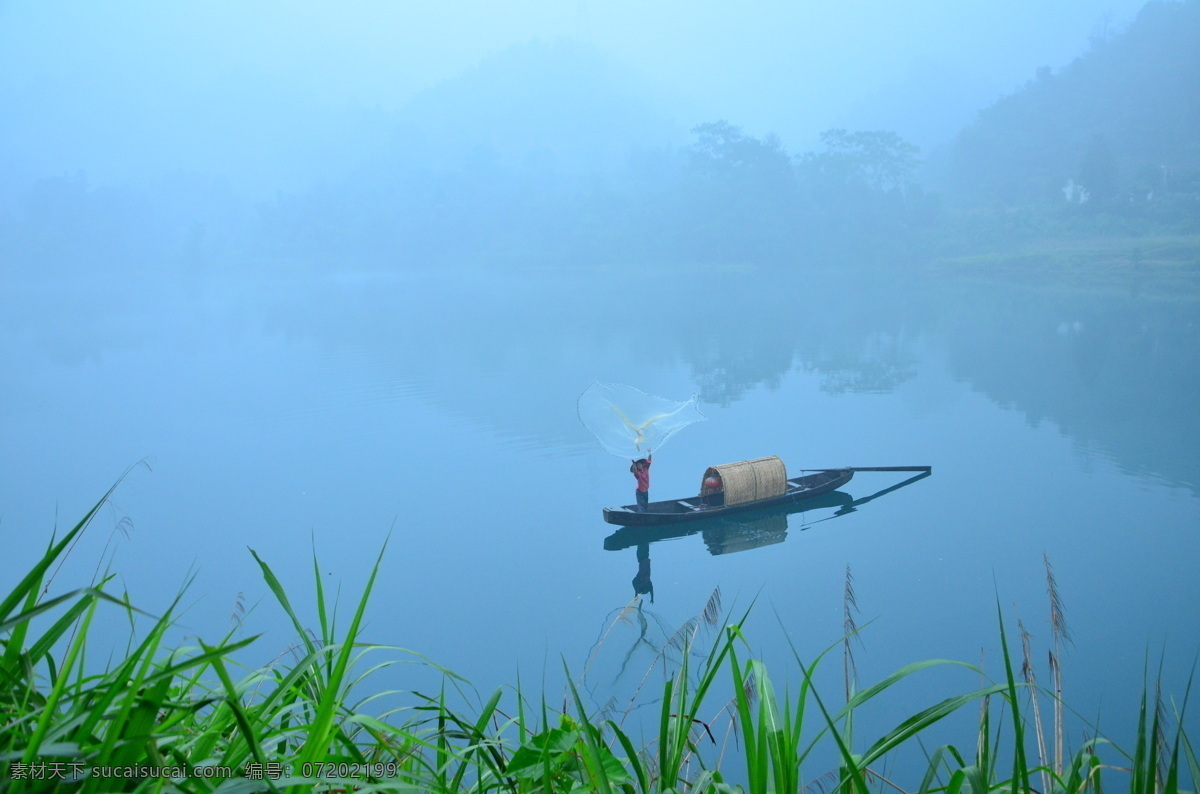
[0,0,1149,192]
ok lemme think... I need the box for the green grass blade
[15,594,98,783]
[728,644,760,794]
[996,600,1032,794]
[249,547,318,659]
[295,535,389,769]
[562,661,615,794]
[204,641,270,771]
[608,720,648,794]
[917,745,950,794]
[859,684,1009,769]
[0,485,119,624]
[311,544,331,676]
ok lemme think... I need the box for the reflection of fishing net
[578,383,706,458]
[579,589,724,717]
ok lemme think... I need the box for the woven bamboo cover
[700,455,787,505]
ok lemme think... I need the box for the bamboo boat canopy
[701,456,788,506]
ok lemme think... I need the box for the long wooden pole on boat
[798,466,932,473]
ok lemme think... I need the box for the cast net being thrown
[577,383,706,459]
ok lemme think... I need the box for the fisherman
[630,449,652,512]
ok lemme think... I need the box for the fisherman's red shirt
[634,463,651,492]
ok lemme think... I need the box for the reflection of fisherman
[630,449,652,512]
[632,542,654,602]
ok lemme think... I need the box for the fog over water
[0,0,1149,195]
[2,0,1198,785]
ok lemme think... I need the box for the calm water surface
[2,266,1197,761]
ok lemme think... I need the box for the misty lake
[2,264,1198,760]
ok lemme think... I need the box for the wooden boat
[603,468,931,546]
[604,460,853,527]
[603,488,858,549]
[602,458,931,527]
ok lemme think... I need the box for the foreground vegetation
[2,486,1196,793]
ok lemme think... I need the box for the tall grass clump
[0,488,442,791]
[2,486,1196,793]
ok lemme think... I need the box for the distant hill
[941,0,1200,208]
[384,38,689,175]
[834,62,1005,155]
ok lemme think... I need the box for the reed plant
[2,487,1195,793]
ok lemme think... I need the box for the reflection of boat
[703,512,789,555]
[603,469,931,555]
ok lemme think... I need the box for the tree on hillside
[798,129,920,193]
[790,129,927,260]
[681,121,797,263]
[943,0,1200,218]
[1076,135,1119,205]
[688,121,794,191]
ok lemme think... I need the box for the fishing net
[577,382,706,458]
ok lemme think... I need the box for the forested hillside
[4,2,1196,276]
[942,0,1199,220]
